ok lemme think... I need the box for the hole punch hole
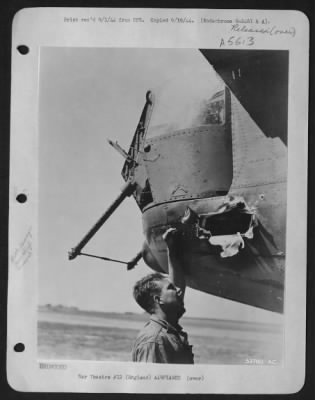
[17,45,29,55]
[16,193,27,203]
[14,343,25,352]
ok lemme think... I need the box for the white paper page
[8,8,309,393]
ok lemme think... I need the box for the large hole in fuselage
[201,207,252,236]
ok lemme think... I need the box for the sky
[38,47,283,324]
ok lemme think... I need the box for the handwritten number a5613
[219,36,255,47]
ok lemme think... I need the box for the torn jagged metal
[176,196,258,258]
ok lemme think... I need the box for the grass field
[38,309,283,364]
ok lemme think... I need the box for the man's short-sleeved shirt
[132,316,194,364]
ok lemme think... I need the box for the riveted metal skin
[228,91,287,253]
[138,87,287,313]
[143,125,232,203]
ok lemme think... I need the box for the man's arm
[162,228,186,297]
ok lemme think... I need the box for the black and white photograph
[37,47,287,365]
[7,7,309,394]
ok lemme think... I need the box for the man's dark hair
[133,273,165,314]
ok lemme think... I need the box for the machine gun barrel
[68,180,136,260]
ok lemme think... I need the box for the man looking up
[132,228,194,364]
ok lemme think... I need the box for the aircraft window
[197,92,225,125]
[145,50,226,138]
